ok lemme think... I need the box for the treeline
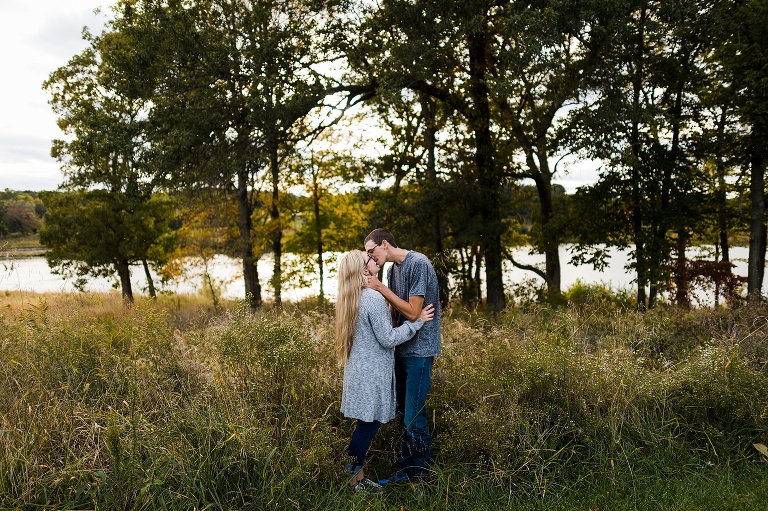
[39,0,767,310]
[32,183,557,305]
[0,190,46,236]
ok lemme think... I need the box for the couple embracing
[335,228,442,493]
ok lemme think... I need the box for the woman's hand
[419,303,436,323]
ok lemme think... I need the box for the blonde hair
[335,250,367,366]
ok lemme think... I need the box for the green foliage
[212,301,329,413]
[40,0,767,309]
[666,344,767,432]
[1,296,766,509]
[38,190,178,298]
[431,305,768,499]
[0,191,46,236]
[563,280,634,309]
[285,191,372,256]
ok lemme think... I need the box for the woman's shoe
[351,478,384,494]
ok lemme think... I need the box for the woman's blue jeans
[346,420,381,475]
[395,356,434,478]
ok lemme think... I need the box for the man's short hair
[365,228,398,248]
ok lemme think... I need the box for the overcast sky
[0,0,598,193]
[1,0,111,191]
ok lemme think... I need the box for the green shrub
[665,344,768,437]
[564,280,634,309]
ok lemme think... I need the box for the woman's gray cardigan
[341,288,424,423]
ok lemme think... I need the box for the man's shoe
[378,470,411,486]
[351,478,383,494]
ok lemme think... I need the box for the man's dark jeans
[394,356,434,478]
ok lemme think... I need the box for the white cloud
[0,0,110,191]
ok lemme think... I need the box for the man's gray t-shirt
[387,251,441,357]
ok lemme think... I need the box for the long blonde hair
[335,250,367,366]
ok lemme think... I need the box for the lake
[0,245,758,304]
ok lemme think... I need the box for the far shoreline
[2,247,47,258]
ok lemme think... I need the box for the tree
[0,202,6,236]
[491,0,610,303]
[0,192,46,235]
[106,0,372,307]
[710,0,768,301]
[283,147,368,303]
[351,0,509,310]
[167,189,243,311]
[352,88,454,304]
[2,199,41,234]
[692,67,744,305]
[39,190,177,301]
[566,0,713,309]
[352,0,622,309]
[43,21,179,300]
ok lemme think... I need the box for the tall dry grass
[0,290,766,509]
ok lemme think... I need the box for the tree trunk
[760,224,767,295]
[458,246,482,306]
[747,137,765,301]
[202,255,221,312]
[142,259,156,299]
[116,259,133,303]
[715,108,731,265]
[631,114,646,310]
[635,243,647,310]
[474,246,483,304]
[662,87,684,308]
[468,28,505,312]
[313,171,324,304]
[270,137,282,306]
[674,230,690,308]
[532,160,562,302]
[648,285,658,309]
[419,92,449,307]
[714,243,721,306]
[631,3,648,311]
[236,167,261,308]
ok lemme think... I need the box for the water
[0,245,757,304]
[0,252,333,302]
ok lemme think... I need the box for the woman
[335,250,435,493]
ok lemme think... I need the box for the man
[363,228,441,484]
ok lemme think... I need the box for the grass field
[0,290,766,510]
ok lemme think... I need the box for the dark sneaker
[378,471,411,486]
[351,478,383,494]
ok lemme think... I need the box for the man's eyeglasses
[366,243,380,257]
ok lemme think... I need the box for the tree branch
[504,248,550,285]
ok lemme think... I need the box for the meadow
[0,289,766,510]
